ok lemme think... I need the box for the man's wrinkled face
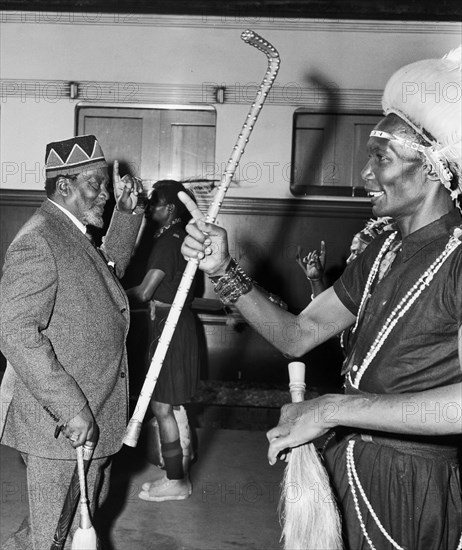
[70,167,110,228]
[361,117,427,220]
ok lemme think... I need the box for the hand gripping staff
[123,29,280,447]
[71,444,98,550]
[50,440,97,550]
[280,362,343,549]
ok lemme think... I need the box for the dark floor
[0,427,286,550]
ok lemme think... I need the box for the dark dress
[147,223,200,405]
[327,210,462,550]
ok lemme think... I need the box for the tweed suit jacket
[0,199,143,459]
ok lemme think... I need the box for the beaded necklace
[348,227,462,390]
[346,440,404,550]
[154,217,182,239]
[350,231,398,336]
[345,225,462,550]
[347,439,462,550]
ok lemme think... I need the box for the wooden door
[77,105,216,185]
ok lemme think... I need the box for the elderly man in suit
[0,135,144,550]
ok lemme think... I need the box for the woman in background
[296,217,394,357]
[296,217,394,299]
[127,180,200,502]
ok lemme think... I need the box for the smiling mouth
[367,190,385,199]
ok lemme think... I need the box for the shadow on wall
[213,73,345,389]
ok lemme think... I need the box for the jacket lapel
[40,201,129,310]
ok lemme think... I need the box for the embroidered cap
[45,135,108,178]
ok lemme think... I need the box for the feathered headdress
[378,46,462,199]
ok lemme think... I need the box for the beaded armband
[209,257,253,305]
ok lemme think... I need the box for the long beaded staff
[123,29,280,447]
[281,362,343,549]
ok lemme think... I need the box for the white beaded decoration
[348,230,462,389]
[346,227,462,549]
[346,440,405,550]
[347,440,462,550]
[351,232,398,335]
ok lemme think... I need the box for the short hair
[147,180,196,223]
[44,174,78,197]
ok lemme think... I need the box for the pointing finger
[178,191,204,223]
[113,160,121,183]
[320,240,326,262]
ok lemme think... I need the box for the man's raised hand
[113,160,143,212]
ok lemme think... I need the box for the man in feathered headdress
[181,46,462,549]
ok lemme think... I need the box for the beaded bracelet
[209,257,253,305]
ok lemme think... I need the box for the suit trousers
[1,452,111,550]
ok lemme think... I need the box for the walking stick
[50,440,97,550]
[123,29,281,447]
[280,362,343,550]
[71,444,98,549]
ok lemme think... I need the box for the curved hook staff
[123,29,280,447]
[207,30,280,221]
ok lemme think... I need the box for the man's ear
[56,176,73,197]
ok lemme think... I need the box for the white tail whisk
[280,361,343,550]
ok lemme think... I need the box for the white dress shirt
[48,198,86,234]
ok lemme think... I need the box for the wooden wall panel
[200,196,372,311]
[194,197,371,387]
[0,190,44,271]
